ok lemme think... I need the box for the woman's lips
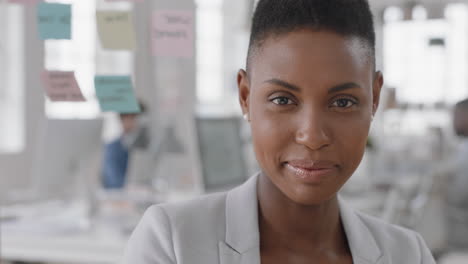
[284,161,337,184]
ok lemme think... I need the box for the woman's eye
[271,97,294,105]
[332,98,356,108]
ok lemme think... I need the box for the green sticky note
[37,3,72,40]
[94,75,141,113]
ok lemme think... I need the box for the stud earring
[243,114,249,121]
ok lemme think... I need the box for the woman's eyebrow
[328,82,361,94]
[264,78,300,91]
[263,79,361,94]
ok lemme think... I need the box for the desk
[1,222,127,264]
[0,198,132,264]
[439,252,468,264]
[1,190,199,264]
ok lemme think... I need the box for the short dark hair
[454,98,468,137]
[455,98,468,110]
[247,0,376,71]
[119,100,147,117]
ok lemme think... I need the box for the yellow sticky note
[96,11,136,50]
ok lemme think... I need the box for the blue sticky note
[37,3,72,40]
[94,75,141,113]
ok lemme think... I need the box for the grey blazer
[121,174,435,264]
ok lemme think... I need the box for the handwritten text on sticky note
[152,10,194,58]
[96,11,136,50]
[37,3,71,40]
[41,71,85,102]
[94,75,140,113]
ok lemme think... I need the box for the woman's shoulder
[121,191,229,264]
[354,210,419,240]
[157,191,228,224]
[351,209,435,263]
[141,190,229,231]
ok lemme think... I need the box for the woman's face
[238,30,383,205]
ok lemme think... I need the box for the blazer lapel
[219,175,383,264]
[218,242,260,264]
[339,197,384,264]
[219,174,261,264]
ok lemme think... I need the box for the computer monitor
[195,116,248,192]
[30,118,103,201]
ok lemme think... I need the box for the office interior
[1,0,468,263]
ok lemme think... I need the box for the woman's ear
[238,69,251,118]
[372,71,384,115]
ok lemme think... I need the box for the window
[44,0,98,119]
[195,0,223,105]
[0,3,25,153]
[384,3,468,105]
[44,0,134,119]
[412,5,427,21]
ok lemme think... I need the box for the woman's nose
[294,111,332,151]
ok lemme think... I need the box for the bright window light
[195,0,223,105]
[0,3,25,153]
[384,3,468,105]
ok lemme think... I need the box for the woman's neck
[257,172,348,254]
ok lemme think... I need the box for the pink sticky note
[8,0,42,4]
[41,71,86,102]
[152,10,194,58]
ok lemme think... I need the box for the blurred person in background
[102,101,149,189]
[444,98,468,251]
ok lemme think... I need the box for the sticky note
[41,71,85,102]
[94,75,140,113]
[8,0,41,5]
[151,10,194,58]
[96,11,136,50]
[37,3,71,40]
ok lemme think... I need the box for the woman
[122,0,436,263]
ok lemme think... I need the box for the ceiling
[369,0,466,10]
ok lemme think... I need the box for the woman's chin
[284,187,338,206]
